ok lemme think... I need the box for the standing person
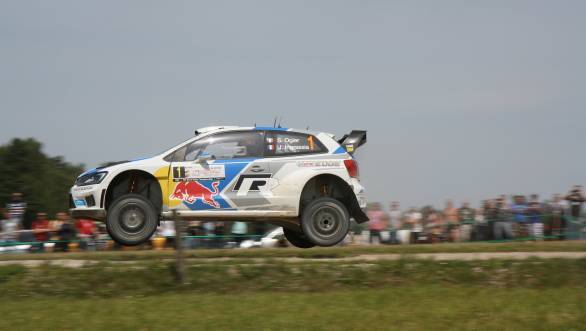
[458,202,475,242]
[56,216,77,252]
[483,200,499,241]
[443,200,459,242]
[366,202,386,244]
[510,195,528,238]
[565,185,585,220]
[48,213,65,241]
[407,208,423,243]
[565,185,585,240]
[214,222,225,248]
[527,194,543,240]
[203,221,215,248]
[426,209,442,243]
[6,192,27,229]
[186,221,203,249]
[231,222,248,247]
[1,208,20,242]
[31,212,50,252]
[548,194,566,240]
[158,221,176,248]
[474,205,486,241]
[388,202,402,244]
[494,197,513,240]
[75,217,97,250]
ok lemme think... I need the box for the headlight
[75,171,108,186]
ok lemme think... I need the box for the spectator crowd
[364,185,586,245]
[1,185,585,253]
[0,192,270,253]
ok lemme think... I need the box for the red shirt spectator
[367,206,386,231]
[32,213,50,242]
[76,219,96,237]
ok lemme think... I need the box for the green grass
[4,245,586,330]
[2,287,586,330]
[2,258,586,298]
[2,240,586,261]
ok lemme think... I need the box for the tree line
[0,138,84,227]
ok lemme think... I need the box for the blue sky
[1,0,585,208]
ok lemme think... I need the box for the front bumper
[70,208,106,221]
[70,184,107,221]
[71,184,104,207]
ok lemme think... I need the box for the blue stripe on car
[182,159,256,210]
[333,146,346,154]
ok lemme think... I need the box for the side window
[266,132,326,156]
[182,131,264,161]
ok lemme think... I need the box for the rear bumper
[69,208,106,221]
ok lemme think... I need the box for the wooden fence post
[172,209,186,285]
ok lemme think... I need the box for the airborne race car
[70,126,368,248]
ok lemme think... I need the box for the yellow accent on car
[153,166,178,208]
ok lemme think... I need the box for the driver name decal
[172,165,226,181]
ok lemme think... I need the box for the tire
[301,197,350,247]
[283,228,315,249]
[106,194,159,246]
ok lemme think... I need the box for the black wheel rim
[119,204,146,233]
[310,206,343,239]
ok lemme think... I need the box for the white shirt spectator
[389,209,402,230]
[158,221,176,238]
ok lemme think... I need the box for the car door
[167,130,268,212]
[263,130,329,213]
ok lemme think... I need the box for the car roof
[194,126,332,137]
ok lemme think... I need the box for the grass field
[3,286,586,331]
[3,242,586,330]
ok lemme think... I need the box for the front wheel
[283,228,315,248]
[106,194,159,246]
[301,197,350,247]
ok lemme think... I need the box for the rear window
[265,132,326,156]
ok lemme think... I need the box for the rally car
[69,126,368,248]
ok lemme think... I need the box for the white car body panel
[70,126,366,223]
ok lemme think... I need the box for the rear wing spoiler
[337,130,367,155]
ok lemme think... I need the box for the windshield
[159,134,199,156]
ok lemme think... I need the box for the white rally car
[70,126,368,248]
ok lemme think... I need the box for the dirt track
[2,251,586,268]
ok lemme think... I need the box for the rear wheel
[106,194,159,246]
[283,228,315,248]
[301,197,350,247]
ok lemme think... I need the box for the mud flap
[352,207,369,223]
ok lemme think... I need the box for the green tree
[0,138,84,227]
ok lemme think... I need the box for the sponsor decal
[278,144,310,151]
[297,161,342,168]
[74,199,87,207]
[73,186,95,192]
[169,181,221,208]
[277,137,300,144]
[172,165,225,181]
[233,174,278,197]
[346,144,354,153]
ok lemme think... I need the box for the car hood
[77,156,154,178]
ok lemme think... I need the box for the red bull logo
[170,181,221,208]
